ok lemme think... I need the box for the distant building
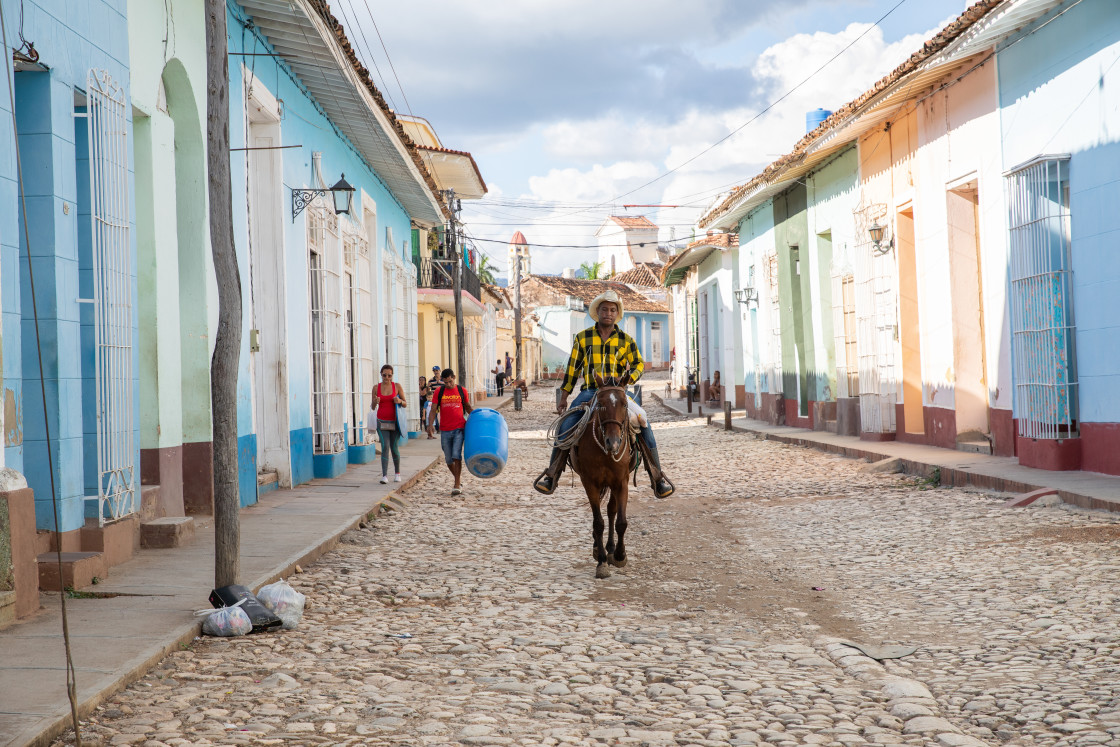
[595,216,660,276]
[520,276,670,376]
[508,231,531,279]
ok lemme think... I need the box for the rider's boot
[533,446,570,495]
[638,440,675,499]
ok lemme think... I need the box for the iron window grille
[1006,155,1077,440]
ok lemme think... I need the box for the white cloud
[459,12,958,277]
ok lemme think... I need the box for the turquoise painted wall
[227,2,417,490]
[1,1,139,531]
[998,0,1120,426]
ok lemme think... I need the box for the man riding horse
[534,290,675,498]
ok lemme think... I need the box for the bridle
[590,386,630,463]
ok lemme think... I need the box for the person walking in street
[533,289,675,498]
[374,364,407,484]
[504,352,513,380]
[418,376,434,438]
[492,359,506,396]
[427,368,473,496]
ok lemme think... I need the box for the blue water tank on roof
[806,108,832,133]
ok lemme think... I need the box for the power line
[545,0,914,220]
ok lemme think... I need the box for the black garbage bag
[209,584,283,634]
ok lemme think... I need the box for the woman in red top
[374,364,407,483]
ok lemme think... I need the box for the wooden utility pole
[206,0,243,588]
[447,190,466,383]
[513,248,522,382]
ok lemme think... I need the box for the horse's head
[593,372,632,456]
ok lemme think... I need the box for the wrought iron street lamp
[868,219,893,254]
[734,286,758,306]
[291,173,355,221]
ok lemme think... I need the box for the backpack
[436,385,466,407]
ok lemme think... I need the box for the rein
[590,387,630,463]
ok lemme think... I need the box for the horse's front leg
[609,482,629,567]
[605,486,617,559]
[585,484,610,578]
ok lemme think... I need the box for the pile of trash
[196,579,306,637]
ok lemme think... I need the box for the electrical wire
[540,0,914,220]
[0,3,83,743]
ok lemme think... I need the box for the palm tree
[579,260,605,280]
[476,254,497,285]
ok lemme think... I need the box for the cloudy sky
[335,0,971,277]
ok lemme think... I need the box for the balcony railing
[417,256,480,302]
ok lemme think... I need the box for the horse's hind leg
[609,483,629,567]
[585,484,610,579]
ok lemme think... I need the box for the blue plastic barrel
[806,108,832,133]
[463,408,509,478]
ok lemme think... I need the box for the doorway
[947,183,988,437]
[896,207,924,435]
[247,87,291,485]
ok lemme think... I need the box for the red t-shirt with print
[435,385,468,430]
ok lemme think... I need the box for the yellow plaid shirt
[560,325,645,394]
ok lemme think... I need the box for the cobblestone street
[57,388,1120,747]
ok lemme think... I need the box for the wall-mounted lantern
[868,219,893,254]
[733,287,758,306]
[292,173,355,222]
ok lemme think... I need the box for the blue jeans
[377,421,401,475]
[441,427,465,465]
[559,388,656,450]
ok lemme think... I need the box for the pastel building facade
[224,0,445,494]
[0,0,140,543]
[697,0,1119,475]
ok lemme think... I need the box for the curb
[25,447,451,747]
[650,392,1120,514]
[26,393,516,747]
[817,637,987,746]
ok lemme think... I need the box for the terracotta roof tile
[699,0,1004,228]
[305,0,447,219]
[609,215,658,229]
[612,263,663,287]
[416,144,488,194]
[523,276,668,313]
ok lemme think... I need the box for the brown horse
[571,371,634,579]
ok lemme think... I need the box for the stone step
[80,515,139,568]
[37,551,107,591]
[139,484,164,522]
[956,434,993,455]
[140,516,196,549]
[0,590,16,629]
[258,469,280,496]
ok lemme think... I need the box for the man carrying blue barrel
[533,290,675,498]
[427,368,473,496]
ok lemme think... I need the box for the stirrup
[533,469,559,495]
[654,476,675,499]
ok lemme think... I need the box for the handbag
[378,419,396,431]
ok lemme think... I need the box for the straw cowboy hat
[588,289,624,322]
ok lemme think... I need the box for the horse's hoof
[608,554,627,568]
[595,564,611,579]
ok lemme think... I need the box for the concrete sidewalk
[654,394,1120,513]
[0,395,509,747]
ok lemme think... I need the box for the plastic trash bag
[256,578,307,630]
[197,598,252,637]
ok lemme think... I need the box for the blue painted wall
[998,0,1120,425]
[227,2,419,488]
[1,1,139,531]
